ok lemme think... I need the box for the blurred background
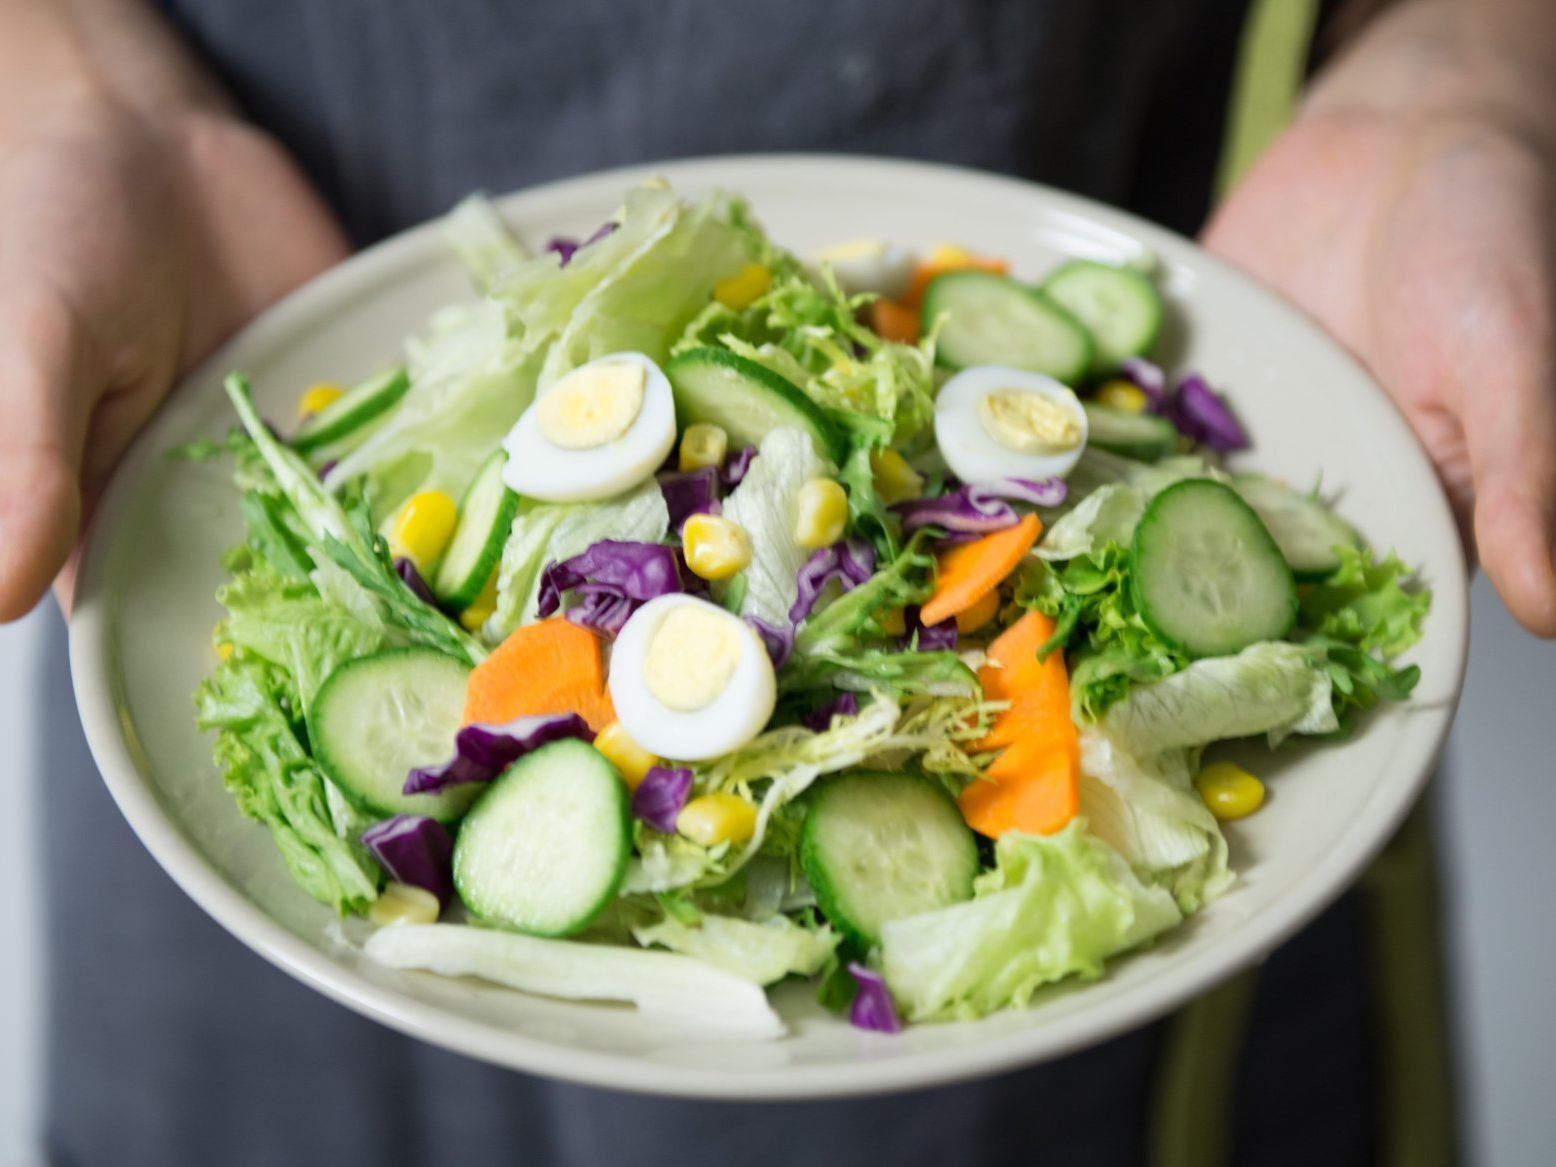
[1,573,1552,1164]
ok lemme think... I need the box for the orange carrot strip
[867,298,921,344]
[463,618,615,731]
[919,513,1041,628]
[959,610,1081,838]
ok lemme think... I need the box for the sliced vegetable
[1231,472,1362,581]
[360,815,454,905]
[453,738,630,937]
[847,963,903,1033]
[892,479,1064,535]
[801,771,979,949]
[632,765,694,834]
[633,914,837,986]
[960,610,1081,838]
[430,449,519,609]
[363,923,784,1040]
[1039,260,1164,375]
[292,366,412,455]
[1082,401,1179,462]
[666,348,846,464]
[789,540,876,625]
[919,512,1041,628]
[462,617,615,731]
[1129,479,1298,658]
[310,647,477,822]
[922,271,1092,383]
[404,712,594,794]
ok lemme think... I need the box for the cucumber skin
[309,647,478,824]
[921,271,1094,384]
[453,740,631,938]
[1040,260,1164,376]
[433,454,519,610]
[293,366,412,454]
[1082,402,1178,461]
[1230,474,1362,583]
[1128,479,1298,659]
[666,348,847,464]
[800,771,979,951]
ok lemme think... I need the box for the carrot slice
[867,298,921,344]
[960,610,1081,838]
[463,618,615,731]
[919,513,1041,628]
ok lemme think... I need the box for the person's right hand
[0,82,348,621]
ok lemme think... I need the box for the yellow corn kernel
[955,589,1002,635]
[298,381,346,418]
[216,641,234,661]
[869,447,925,506]
[677,792,759,847]
[1195,761,1266,821]
[458,570,499,631]
[877,606,907,637]
[682,513,753,581]
[390,490,458,570]
[595,721,662,791]
[1095,379,1150,414]
[793,478,849,549]
[714,263,773,311]
[369,881,441,927]
[679,423,729,472]
[927,242,974,267]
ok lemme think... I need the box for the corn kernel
[595,721,662,791]
[1095,379,1150,413]
[369,881,441,926]
[679,423,729,472]
[793,478,849,548]
[216,641,234,661]
[955,589,1002,635]
[682,514,753,581]
[927,242,974,267]
[677,792,759,847]
[298,382,346,418]
[714,263,773,311]
[1195,761,1266,821]
[869,448,925,505]
[458,570,499,631]
[877,606,907,637]
[390,490,458,570]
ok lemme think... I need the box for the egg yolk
[535,362,646,450]
[977,388,1082,455]
[643,605,741,713]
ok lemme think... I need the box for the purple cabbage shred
[903,606,958,652]
[360,815,455,906]
[847,963,903,1034]
[746,615,795,668]
[788,539,877,625]
[404,712,594,794]
[537,540,684,636]
[394,557,438,607]
[722,445,758,487]
[545,220,618,267]
[1165,373,1250,454]
[801,691,860,732]
[632,766,694,834]
[658,466,723,530]
[892,478,1065,534]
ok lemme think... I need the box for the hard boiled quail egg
[933,365,1089,484]
[607,595,776,762]
[502,352,677,502]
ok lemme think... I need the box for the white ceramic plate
[68,155,1468,1099]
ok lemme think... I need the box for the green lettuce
[440,192,530,292]
[722,427,834,632]
[880,822,1180,1021]
[1036,483,1147,562]
[633,913,838,985]
[196,655,380,914]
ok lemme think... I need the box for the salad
[186,182,1429,1039]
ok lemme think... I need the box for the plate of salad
[69,155,1467,1098]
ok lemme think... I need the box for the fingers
[0,291,98,621]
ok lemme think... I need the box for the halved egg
[502,352,677,502]
[933,365,1089,484]
[812,238,915,300]
[608,595,777,762]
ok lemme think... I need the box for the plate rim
[66,151,1470,1099]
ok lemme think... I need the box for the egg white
[812,239,915,300]
[608,594,777,762]
[933,365,1089,484]
[502,351,677,502]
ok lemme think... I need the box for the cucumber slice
[800,771,978,949]
[921,270,1093,383]
[432,450,519,609]
[1130,479,1298,658]
[1231,473,1363,581]
[292,366,412,455]
[1082,401,1179,461]
[666,348,846,464]
[310,647,476,822]
[453,739,630,937]
[1040,260,1164,375]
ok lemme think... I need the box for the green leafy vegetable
[880,821,1181,1021]
[633,913,838,985]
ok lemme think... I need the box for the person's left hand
[1203,1,1556,636]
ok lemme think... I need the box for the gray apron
[41,2,1421,1163]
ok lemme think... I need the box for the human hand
[0,27,347,620]
[1203,0,1556,635]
